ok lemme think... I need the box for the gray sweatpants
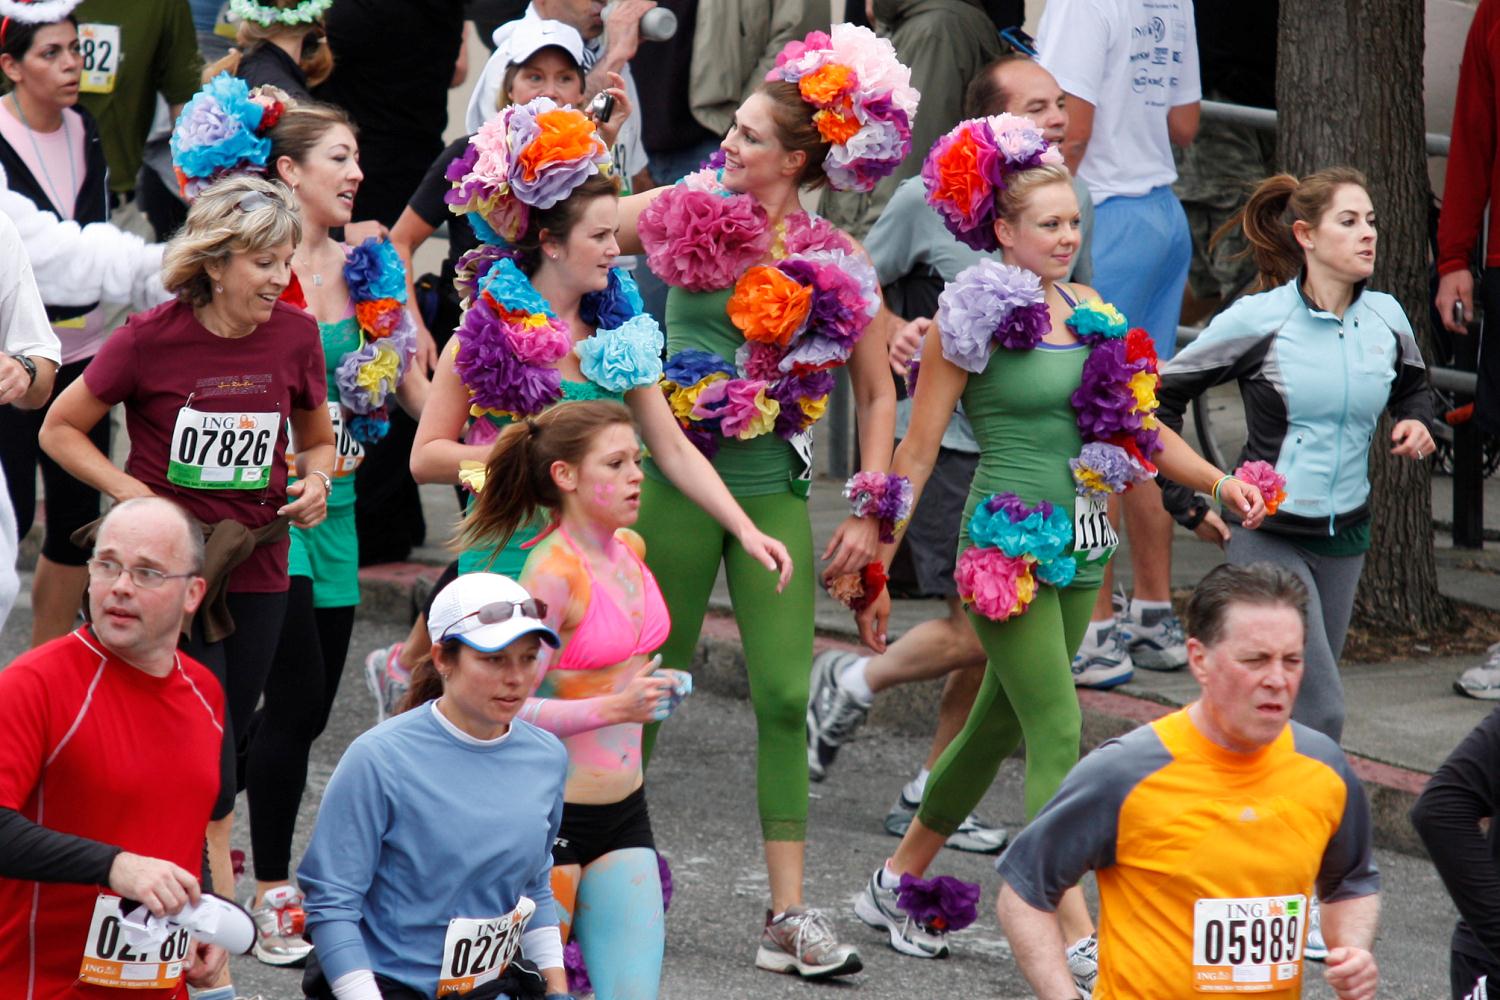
[1225,528,1365,744]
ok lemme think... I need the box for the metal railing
[1200,100,1451,158]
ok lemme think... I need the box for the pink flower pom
[783,212,853,255]
[638,186,771,292]
[1233,460,1288,515]
[504,316,572,365]
[955,547,1036,621]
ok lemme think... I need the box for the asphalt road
[0,584,1464,999]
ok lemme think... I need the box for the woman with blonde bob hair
[41,171,335,920]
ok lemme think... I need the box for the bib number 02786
[437,897,535,996]
[78,894,190,990]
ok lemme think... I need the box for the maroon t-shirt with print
[85,299,326,593]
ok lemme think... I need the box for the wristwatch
[8,353,37,387]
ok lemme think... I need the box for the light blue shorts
[1090,184,1192,359]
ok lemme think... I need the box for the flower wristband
[826,562,887,613]
[843,472,914,543]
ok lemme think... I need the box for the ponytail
[396,639,462,714]
[1214,167,1370,292]
[453,400,637,560]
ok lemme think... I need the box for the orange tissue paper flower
[728,266,813,347]
[799,64,855,107]
[930,131,991,222]
[356,299,403,339]
[517,109,602,182]
[815,109,861,144]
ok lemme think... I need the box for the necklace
[9,93,76,219]
[295,242,336,287]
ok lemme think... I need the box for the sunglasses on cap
[439,598,550,642]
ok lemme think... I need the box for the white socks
[837,656,874,706]
[903,767,930,804]
[1130,598,1171,618]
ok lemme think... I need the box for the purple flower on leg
[895,874,981,932]
[563,939,592,995]
[658,853,673,911]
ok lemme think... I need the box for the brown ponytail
[396,638,462,714]
[1214,167,1370,292]
[453,400,636,561]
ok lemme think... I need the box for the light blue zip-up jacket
[1158,281,1435,539]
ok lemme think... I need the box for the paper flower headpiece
[922,113,1065,252]
[228,0,332,27]
[170,73,290,200]
[763,23,920,193]
[446,96,612,246]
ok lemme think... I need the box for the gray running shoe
[1067,933,1098,999]
[852,867,949,959]
[806,650,870,782]
[1120,606,1188,671]
[883,789,1008,853]
[363,643,410,723]
[1455,645,1500,699]
[1304,897,1327,962]
[1072,622,1135,689]
[756,905,863,979]
[251,886,312,967]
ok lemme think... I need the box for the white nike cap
[503,18,586,70]
[427,572,560,652]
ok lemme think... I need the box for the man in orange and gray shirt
[997,563,1381,1000]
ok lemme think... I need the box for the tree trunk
[1274,0,1455,633]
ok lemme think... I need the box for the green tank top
[643,286,800,498]
[959,342,1110,588]
[290,315,361,513]
[456,378,628,577]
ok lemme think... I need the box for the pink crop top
[553,527,670,671]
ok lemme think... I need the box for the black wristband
[1175,494,1209,531]
[9,354,37,387]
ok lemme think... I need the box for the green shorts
[287,507,360,608]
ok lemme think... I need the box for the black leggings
[245,576,354,881]
[0,357,109,565]
[181,591,289,820]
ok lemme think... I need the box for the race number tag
[329,402,364,477]
[1073,495,1119,561]
[790,430,814,483]
[437,897,535,996]
[78,895,190,990]
[77,24,121,94]
[1192,895,1305,993]
[167,406,278,490]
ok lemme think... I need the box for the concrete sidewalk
[352,473,1500,855]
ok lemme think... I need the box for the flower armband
[843,472,913,543]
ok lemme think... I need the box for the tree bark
[1277,0,1454,632]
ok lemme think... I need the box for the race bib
[790,430,814,483]
[437,897,535,996]
[1192,894,1305,993]
[167,406,278,490]
[77,24,121,94]
[78,895,190,991]
[288,402,363,478]
[1073,495,1119,561]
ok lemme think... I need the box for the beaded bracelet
[843,472,914,543]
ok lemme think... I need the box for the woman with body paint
[456,400,686,1000]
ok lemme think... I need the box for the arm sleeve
[329,970,385,1000]
[153,0,205,106]
[1037,0,1109,106]
[1382,305,1437,428]
[0,215,60,364]
[0,808,121,885]
[1411,708,1500,956]
[0,178,169,312]
[299,739,391,985]
[1314,756,1380,903]
[409,138,471,228]
[996,737,1151,910]
[1435,4,1496,276]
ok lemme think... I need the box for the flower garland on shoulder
[334,239,417,443]
[169,73,289,199]
[642,169,878,458]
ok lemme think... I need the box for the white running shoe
[1455,644,1500,699]
[852,867,950,959]
[251,885,312,967]
[756,905,863,979]
[1072,622,1135,689]
[363,643,410,723]
[1120,606,1188,671]
[1303,897,1327,962]
[882,788,1007,853]
[1067,933,1099,998]
[806,650,870,782]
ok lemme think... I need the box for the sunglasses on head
[439,598,549,642]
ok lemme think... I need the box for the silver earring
[215,283,223,293]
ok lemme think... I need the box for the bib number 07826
[167,407,280,490]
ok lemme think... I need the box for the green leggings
[917,583,1099,835]
[634,476,813,842]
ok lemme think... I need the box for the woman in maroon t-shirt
[40,173,334,911]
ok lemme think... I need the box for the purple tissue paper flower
[895,873,981,932]
[937,262,1047,372]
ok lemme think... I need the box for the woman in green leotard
[605,25,916,978]
[848,116,1266,967]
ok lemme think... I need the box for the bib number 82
[81,35,114,74]
[1200,914,1300,966]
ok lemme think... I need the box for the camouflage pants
[1174,100,1277,301]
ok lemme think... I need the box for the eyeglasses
[88,557,197,590]
[439,599,549,641]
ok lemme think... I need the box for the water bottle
[602,2,678,42]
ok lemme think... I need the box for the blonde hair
[161,175,302,307]
[204,5,333,88]
[996,163,1074,223]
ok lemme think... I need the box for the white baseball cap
[427,573,559,652]
[503,18,586,71]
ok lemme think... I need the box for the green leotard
[287,314,361,608]
[917,334,1113,834]
[635,285,815,842]
[456,379,625,578]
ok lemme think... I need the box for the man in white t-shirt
[467,0,655,194]
[0,212,62,628]
[1038,0,1202,684]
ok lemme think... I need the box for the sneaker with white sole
[1303,897,1327,962]
[756,905,863,978]
[1067,933,1098,999]
[251,886,312,967]
[363,643,410,724]
[853,867,950,959]
[882,789,1007,853]
[1455,645,1500,699]
[1120,606,1188,671]
[806,650,870,782]
[1072,622,1134,689]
